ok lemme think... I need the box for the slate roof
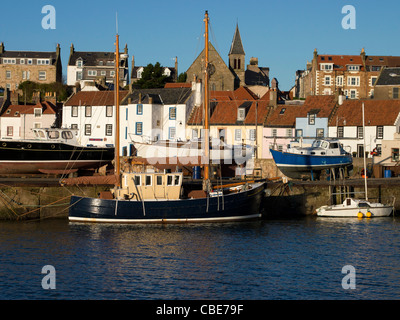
[375,67,400,86]
[69,51,127,67]
[121,87,193,105]
[64,90,129,106]
[330,99,400,127]
[228,24,245,55]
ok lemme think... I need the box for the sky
[1,0,400,91]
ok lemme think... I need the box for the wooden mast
[114,34,121,187]
[203,10,211,191]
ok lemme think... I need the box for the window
[235,129,241,141]
[22,71,30,80]
[156,175,163,186]
[134,175,141,186]
[237,108,245,121]
[88,70,97,76]
[249,129,256,141]
[371,66,381,71]
[192,129,198,139]
[377,126,384,139]
[85,124,91,136]
[272,129,277,137]
[20,59,25,64]
[174,175,180,185]
[349,90,357,99]
[169,107,176,120]
[324,76,331,86]
[76,71,83,80]
[167,175,173,186]
[85,106,92,117]
[76,60,83,67]
[3,58,16,64]
[336,76,343,86]
[279,108,286,115]
[37,59,50,65]
[145,175,152,186]
[347,76,360,86]
[38,71,46,81]
[347,65,360,71]
[296,129,303,137]
[337,126,344,138]
[106,106,113,117]
[71,124,78,130]
[392,148,399,162]
[357,126,363,139]
[105,124,112,136]
[316,128,324,138]
[320,64,333,71]
[110,71,115,77]
[135,122,143,135]
[27,59,32,65]
[308,113,316,125]
[71,106,78,117]
[101,71,106,76]
[137,104,143,115]
[286,128,293,137]
[169,127,176,139]
[393,88,399,99]
[5,70,11,79]
[7,126,13,136]
[371,77,377,86]
[34,108,42,118]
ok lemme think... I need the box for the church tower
[228,23,245,89]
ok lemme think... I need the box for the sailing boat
[67,11,265,223]
[316,103,393,218]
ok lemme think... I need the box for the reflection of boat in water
[67,11,265,224]
[270,139,352,179]
[133,138,254,165]
[0,128,114,174]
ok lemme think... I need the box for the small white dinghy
[316,198,393,218]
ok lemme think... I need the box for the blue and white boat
[270,139,352,179]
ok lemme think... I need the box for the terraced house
[0,42,62,91]
[296,48,400,99]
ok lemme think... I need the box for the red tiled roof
[188,99,271,126]
[64,90,129,106]
[318,55,363,71]
[331,99,400,126]
[265,95,337,127]
[1,101,58,117]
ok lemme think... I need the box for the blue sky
[1,0,400,90]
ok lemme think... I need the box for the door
[357,144,364,158]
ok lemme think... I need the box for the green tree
[134,62,172,89]
[177,72,187,83]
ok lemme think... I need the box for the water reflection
[1,217,400,299]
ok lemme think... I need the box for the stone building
[373,67,400,100]
[67,44,129,87]
[0,42,62,91]
[186,23,269,91]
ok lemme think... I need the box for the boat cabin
[287,139,346,156]
[113,172,183,201]
[32,128,79,145]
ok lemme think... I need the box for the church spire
[229,23,245,55]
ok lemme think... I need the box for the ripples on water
[1,216,400,300]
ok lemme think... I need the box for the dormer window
[347,65,360,71]
[320,64,333,71]
[34,108,42,118]
[308,113,316,125]
[237,108,245,121]
[76,59,83,68]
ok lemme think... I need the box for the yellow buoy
[357,212,364,219]
[366,211,372,218]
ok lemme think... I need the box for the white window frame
[38,71,46,81]
[235,129,241,141]
[320,63,333,71]
[336,76,343,86]
[347,76,360,86]
[88,70,97,76]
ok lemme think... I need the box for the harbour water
[1,216,400,300]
